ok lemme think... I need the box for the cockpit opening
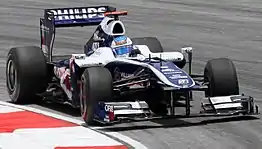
[113,23,124,34]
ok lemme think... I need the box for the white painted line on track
[0,101,148,149]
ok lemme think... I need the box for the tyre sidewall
[6,50,21,102]
[80,71,94,123]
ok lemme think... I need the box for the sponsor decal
[161,67,183,74]
[114,36,127,45]
[178,79,189,85]
[48,7,107,20]
[104,104,115,121]
[168,74,188,79]
[105,105,114,112]
[160,66,168,69]
[161,68,175,72]
[163,71,182,75]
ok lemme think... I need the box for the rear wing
[44,6,116,27]
[40,6,116,61]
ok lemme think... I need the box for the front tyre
[204,58,239,97]
[80,67,113,125]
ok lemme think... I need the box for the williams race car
[6,6,259,125]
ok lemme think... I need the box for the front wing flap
[200,94,259,115]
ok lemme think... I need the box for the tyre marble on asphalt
[0,0,262,149]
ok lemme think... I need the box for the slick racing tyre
[6,46,48,104]
[131,37,186,68]
[80,67,113,125]
[204,58,239,97]
[131,37,164,53]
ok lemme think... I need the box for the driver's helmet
[111,35,133,56]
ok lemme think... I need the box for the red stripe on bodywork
[55,145,129,149]
[0,111,77,133]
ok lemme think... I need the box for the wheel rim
[7,60,17,93]
[80,76,88,120]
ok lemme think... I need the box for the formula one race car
[6,6,259,125]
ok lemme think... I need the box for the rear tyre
[80,67,113,125]
[131,37,164,53]
[204,58,239,97]
[131,37,186,68]
[6,46,48,104]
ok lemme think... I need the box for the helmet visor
[113,45,133,55]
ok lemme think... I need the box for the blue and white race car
[5,6,259,125]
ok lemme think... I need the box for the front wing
[92,94,259,124]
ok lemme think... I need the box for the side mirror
[181,47,193,75]
[181,47,193,54]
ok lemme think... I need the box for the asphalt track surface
[1,0,262,149]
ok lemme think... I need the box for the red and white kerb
[0,105,128,149]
